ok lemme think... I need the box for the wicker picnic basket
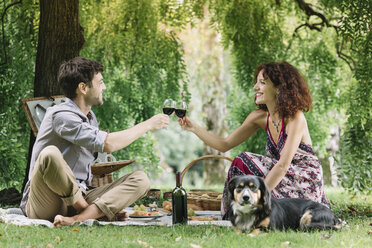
[90,160,135,187]
[181,155,233,211]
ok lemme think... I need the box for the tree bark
[34,0,85,97]
[22,0,85,191]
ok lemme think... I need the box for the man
[20,57,169,227]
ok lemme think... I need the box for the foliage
[177,12,231,185]
[211,0,287,91]
[0,0,370,193]
[207,0,370,195]
[0,0,38,190]
[290,31,347,157]
[158,0,207,29]
[210,0,346,160]
[336,0,372,193]
[154,121,203,186]
[209,0,287,156]
[79,0,194,169]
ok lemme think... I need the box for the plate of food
[129,210,164,219]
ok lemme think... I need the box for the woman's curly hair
[254,61,312,119]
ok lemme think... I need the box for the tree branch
[286,0,355,70]
[296,0,329,26]
[286,0,338,53]
[336,37,356,71]
[0,0,22,66]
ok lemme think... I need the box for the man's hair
[58,57,104,99]
[254,61,312,119]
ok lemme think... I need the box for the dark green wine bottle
[172,172,188,225]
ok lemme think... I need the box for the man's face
[86,72,106,106]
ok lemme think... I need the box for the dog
[223,175,342,232]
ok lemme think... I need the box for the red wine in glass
[163,99,175,115]
[175,109,186,118]
[175,101,187,118]
[163,107,175,115]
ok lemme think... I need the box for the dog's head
[228,175,271,215]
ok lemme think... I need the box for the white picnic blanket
[0,208,232,228]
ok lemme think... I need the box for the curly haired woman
[178,61,330,217]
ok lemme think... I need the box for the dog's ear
[228,176,238,196]
[257,176,271,215]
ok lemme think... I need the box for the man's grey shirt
[20,98,107,215]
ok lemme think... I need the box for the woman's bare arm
[179,109,266,152]
[264,111,306,190]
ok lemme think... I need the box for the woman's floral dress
[222,114,330,216]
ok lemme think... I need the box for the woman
[178,61,330,216]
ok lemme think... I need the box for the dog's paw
[249,228,261,237]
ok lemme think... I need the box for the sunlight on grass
[0,187,371,248]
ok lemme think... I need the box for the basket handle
[181,155,233,183]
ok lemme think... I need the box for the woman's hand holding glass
[177,113,195,132]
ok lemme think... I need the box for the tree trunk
[22,0,85,191]
[326,124,340,187]
[34,0,85,97]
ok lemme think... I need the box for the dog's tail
[302,218,345,231]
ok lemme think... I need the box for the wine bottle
[172,172,188,225]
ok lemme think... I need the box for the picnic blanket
[0,208,232,228]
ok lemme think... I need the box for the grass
[0,187,370,248]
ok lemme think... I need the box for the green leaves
[1,0,370,193]
[80,0,190,169]
[0,0,37,189]
[336,0,372,194]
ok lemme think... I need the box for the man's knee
[36,145,65,172]
[130,171,151,192]
[39,145,62,161]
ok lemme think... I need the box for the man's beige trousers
[26,146,150,221]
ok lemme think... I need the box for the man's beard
[91,96,103,106]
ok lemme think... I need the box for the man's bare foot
[53,215,78,227]
[115,211,129,221]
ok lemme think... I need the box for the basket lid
[91,160,135,175]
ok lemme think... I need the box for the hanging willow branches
[0,0,22,66]
[0,0,370,192]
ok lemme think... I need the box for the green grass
[0,187,371,248]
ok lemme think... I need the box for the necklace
[270,116,281,132]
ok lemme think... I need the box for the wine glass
[163,99,175,115]
[175,100,187,119]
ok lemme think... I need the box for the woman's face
[253,70,277,106]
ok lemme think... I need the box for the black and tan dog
[223,175,342,232]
